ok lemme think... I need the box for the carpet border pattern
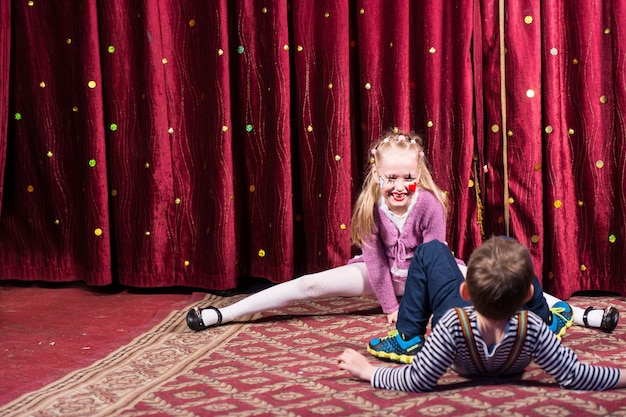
[0,294,249,417]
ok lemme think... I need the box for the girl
[186,132,618,334]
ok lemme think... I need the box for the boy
[338,236,625,391]
[366,237,573,364]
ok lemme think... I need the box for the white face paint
[376,149,420,216]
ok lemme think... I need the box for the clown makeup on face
[374,148,420,216]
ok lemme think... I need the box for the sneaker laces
[368,329,424,364]
[549,302,574,340]
[551,306,571,324]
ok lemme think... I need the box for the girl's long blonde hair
[350,131,449,247]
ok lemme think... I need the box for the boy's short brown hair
[465,236,535,320]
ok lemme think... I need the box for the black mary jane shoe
[583,306,619,333]
[186,306,223,331]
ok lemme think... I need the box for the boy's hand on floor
[338,348,376,382]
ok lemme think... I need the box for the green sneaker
[367,330,424,364]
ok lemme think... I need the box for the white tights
[543,292,601,327]
[201,263,374,326]
[200,263,603,328]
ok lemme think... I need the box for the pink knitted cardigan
[349,190,447,313]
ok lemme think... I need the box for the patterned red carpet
[0,281,205,405]
[2,293,626,416]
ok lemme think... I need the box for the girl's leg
[196,263,372,327]
[397,239,470,337]
[368,240,469,364]
[542,292,617,330]
[542,292,582,324]
[465,260,618,332]
[458,253,573,335]
[524,276,552,323]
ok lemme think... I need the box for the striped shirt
[372,307,620,392]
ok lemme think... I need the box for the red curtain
[0,1,624,299]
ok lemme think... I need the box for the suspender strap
[455,307,528,376]
[456,307,487,374]
[498,309,528,373]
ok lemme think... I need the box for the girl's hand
[387,310,398,325]
[337,348,376,381]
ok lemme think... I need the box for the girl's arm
[386,310,398,324]
[361,237,400,315]
[414,191,447,243]
[360,207,401,315]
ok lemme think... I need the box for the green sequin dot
[609,234,616,243]
[89,159,97,167]
[110,123,118,131]
[246,124,253,132]
[237,45,244,54]
[14,113,21,120]
[108,46,115,53]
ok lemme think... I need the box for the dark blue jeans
[397,239,550,338]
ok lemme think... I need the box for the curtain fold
[290,1,353,275]
[1,1,624,299]
[1,1,112,284]
[0,1,9,212]
[539,0,626,296]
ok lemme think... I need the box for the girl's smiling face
[374,148,420,216]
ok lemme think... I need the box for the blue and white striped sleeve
[371,311,458,392]
[531,316,621,391]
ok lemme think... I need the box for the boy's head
[461,236,535,320]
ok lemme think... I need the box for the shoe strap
[582,306,595,328]
[204,306,223,326]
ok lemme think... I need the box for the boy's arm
[366,313,458,392]
[337,291,458,393]
[532,321,622,390]
[615,372,626,388]
[337,348,376,381]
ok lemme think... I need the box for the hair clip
[397,135,406,141]
[410,139,417,144]
[383,138,390,143]
[371,149,377,155]
[419,151,425,157]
